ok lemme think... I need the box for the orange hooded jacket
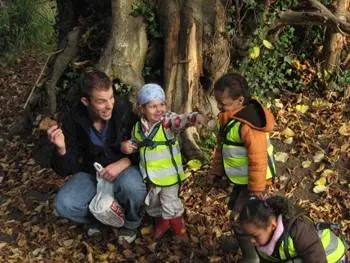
[211,99,275,192]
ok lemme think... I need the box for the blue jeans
[54,166,147,230]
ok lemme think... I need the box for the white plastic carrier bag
[89,162,125,227]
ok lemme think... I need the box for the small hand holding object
[121,140,138,154]
[47,124,66,155]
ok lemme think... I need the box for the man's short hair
[79,68,112,99]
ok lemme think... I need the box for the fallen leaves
[249,46,260,59]
[313,177,328,193]
[295,104,309,113]
[281,127,295,137]
[338,123,350,136]
[313,151,325,163]
[301,160,312,168]
[274,152,289,163]
[1,59,349,262]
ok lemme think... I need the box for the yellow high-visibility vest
[220,119,275,184]
[278,228,346,262]
[133,121,184,186]
[258,220,347,263]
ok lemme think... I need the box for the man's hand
[120,140,138,154]
[99,158,131,182]
[47,125,66,155]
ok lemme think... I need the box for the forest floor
[0,54,349,263]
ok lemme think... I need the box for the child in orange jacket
[211,73,276,261]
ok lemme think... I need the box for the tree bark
[97,0,148,91]
[157,0,229,159]
[325,0,349,72]
[273,10,350,33]
[46,27,80,114]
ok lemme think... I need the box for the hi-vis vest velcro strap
[277,218,346,263]
[220,118,276,185]
[133,121,184,186]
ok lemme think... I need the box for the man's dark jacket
[51,97,138,176]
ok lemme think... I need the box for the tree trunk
[41,0,230,159]
[97,0,148,91]
[325,0,349,72]
[158,0,229,159]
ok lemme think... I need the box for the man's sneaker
[117,227,137,244]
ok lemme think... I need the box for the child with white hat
[121,83,206,241]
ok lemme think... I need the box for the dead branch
[271,10,350,34]
[23,49,63,110]
[46,26,80,114]
[309,0,338,19]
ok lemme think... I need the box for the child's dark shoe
[170,216,188,242]
[154,217,171,240]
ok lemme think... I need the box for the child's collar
[258,214,284,256]
[218,107,244,125]
[140,117,162,135]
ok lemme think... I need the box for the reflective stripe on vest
[278,228,346,262]
[133,121,185,186]
[220,119,275,185]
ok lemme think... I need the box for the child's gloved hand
[120,140,138,154]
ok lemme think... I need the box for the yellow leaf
[140,225,152,236]
[302,160,312,168]
[321,169,336,178]
[98,253,110,261]
[312,98,332,108]
[283,137,293,145]
[316,163,325,172]
[213,226,222,238]
[281,127,295,137]
[313,151,324,163]
[338,123,350,136]
[262,39,274,49]
[295,104,309,113]
[184,171,192,179]
[313,184,328,194]
[314,177,327,186]
[292,59,302,70]
[274,152,289,163]
[249,46,260,59]
[107,243,116,252]
[274,99,284,109]
[186,159,202,172]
